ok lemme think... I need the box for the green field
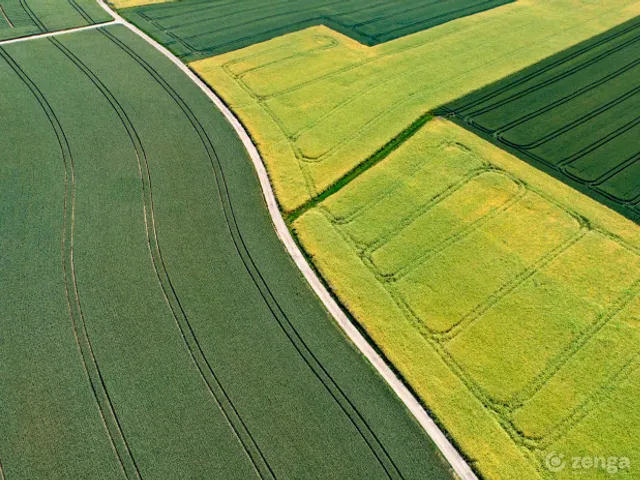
[0,24,453,478]
[294,118,640,479]
[190,0,640,213]
[0,0,110,40]
[121,0,514,61]
[438,16,640,223]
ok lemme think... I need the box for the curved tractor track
[0,0,473,479]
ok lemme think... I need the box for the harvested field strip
[439,16,640,222]
[1,25,452,478]
[0,45,139,479]
[122,0,514,61]
[191,0,640,212]
[293,119,640,479]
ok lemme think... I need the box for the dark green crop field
[122,0,514,61]
[0,0,110,40]
[438,16,640,223]
[0,22,453,479]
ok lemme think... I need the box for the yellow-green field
[108,0,168,9]
[293,119,640,479]
[191,0,640,213]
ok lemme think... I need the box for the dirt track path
[6,2,477,478]
[0,21,118,46]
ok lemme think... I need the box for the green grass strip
[286,112,433,223]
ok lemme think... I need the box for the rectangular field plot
[190,0,640,213]
[439,16,640,223]
[0,0,110,41]
[122,0,514,61]
[294,118,640,480]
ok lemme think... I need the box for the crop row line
[0,46,139,479]
[72,29,274,479]
[567,150,640,189]
[0,5,14,28]
[438,223,588,343]
[501,85,640,151]
[142,0,300,24]
[172,14,351,54]
[426,315,639,455]
[444,16,640,115]
[324,148,438,225]
[324,139,485,226]
[216,63,323,204]
[18,0,45,32]
[103,26,404,479]
[171,0,347,42]
[359,168,492,255]
[67,0,94,24]
[490,53,640,137]
[220,3,527,106]
[369,0,515,42]
[556,115,640,170]
[531,353,639,449]
[175,0,397,44]
[363,167,522,260]
[236,38,339,79]
[517,115,640,191]
[465,29,640,122]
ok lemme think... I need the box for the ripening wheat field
[294,118,640,479]
[190,0,640,212]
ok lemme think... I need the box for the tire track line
[49,34,273,480]
[447,17,640,114]
[0,46,139,480]
[0,5,14,28]
[101,26,403,480]
[18,0,44,32]
[97,3,478,477]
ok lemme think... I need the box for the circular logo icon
[545,452,566,472]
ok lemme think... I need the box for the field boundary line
[97,2,477,478]
[0,20,119,46]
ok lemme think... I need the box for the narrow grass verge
[286,112,433,223]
